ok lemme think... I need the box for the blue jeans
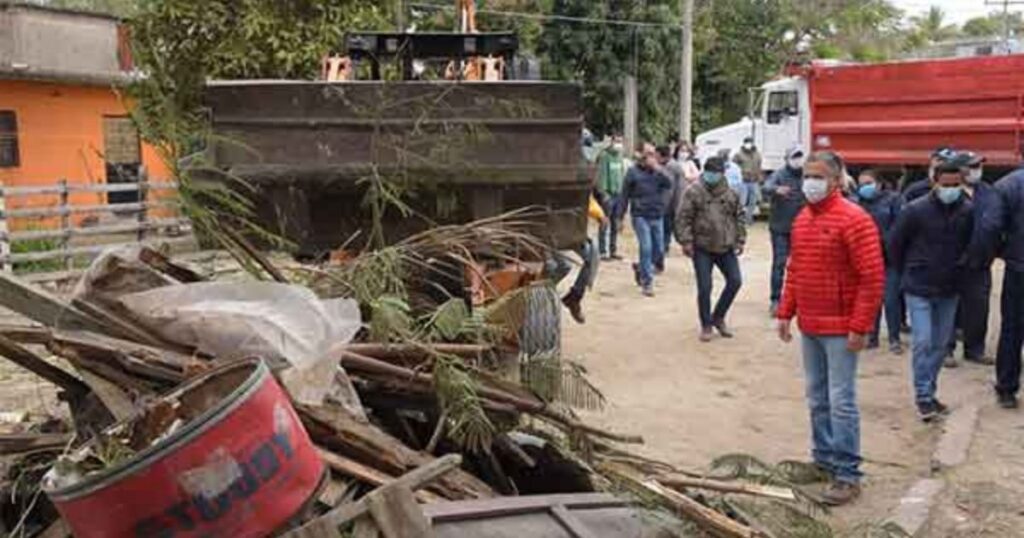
[873,266,903,345]
[598,195,624,257]
[632,216,664,288]
[693,249,743,328]
[801,335,862,484]
[906,294,959,405]
[996,269,1024,396]
[770,231,791,304]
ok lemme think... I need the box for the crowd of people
[573,132,1024,507]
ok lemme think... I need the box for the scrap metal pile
[0,224,833,538]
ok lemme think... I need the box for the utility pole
[679,0,694,143]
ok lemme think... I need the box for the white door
[762,90,801,170]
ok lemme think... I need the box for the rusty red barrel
[45,359,324,538]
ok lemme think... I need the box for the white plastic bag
[119,281,361,370]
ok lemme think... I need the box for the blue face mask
[702,172,723,186]
[857,183,878,199]
[936,186,962,205]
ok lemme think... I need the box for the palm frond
[521,353,606,411]
[433,354,496,453]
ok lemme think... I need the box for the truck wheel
[519,283,561,356]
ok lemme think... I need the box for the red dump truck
[696,54,1024,177]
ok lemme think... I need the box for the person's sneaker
[713,320,734,338]
[822,481,861,506]
[965,355,995,366]
[889,341,904,355]
[699,328,714,343]
[917,401,939,423]
[610,253,624,261]
[998,392,1019,409]
[944,354,960,368]
[642,285,655,297]
[933,399,951,417]
[562,293,585,324]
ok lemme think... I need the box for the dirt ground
[0,223,1016,534]
[563,222,999,531]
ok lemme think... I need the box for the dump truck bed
[808,54,1024,167]
[204,81,587,256]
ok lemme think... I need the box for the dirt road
[564,223,997,530]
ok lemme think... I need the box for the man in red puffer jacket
[777,151,885,507]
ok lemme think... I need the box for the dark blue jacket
[623,165,672,219]
[888,192,974,298]
[762,165,805,234]
[902,179,931,204]
[851,190,901,264]
[964,181,1000,269]
[979,168,1024,272]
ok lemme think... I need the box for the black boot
[562,290,585,324]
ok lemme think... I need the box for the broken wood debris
[0,243,824,537]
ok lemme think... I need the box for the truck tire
[519,283,561,356]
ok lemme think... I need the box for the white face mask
[967,168,983,184]
[743,143,754,151]
[802,176,830,204]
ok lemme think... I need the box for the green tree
[961,11,1024,38]
[909,6,959,45]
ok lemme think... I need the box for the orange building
[0,2,169,228]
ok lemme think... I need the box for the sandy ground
[563,222,999,530]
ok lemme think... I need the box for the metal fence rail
[0,176,195,277]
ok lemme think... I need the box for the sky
[892,0,1021,25]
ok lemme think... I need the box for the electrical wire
[408,2,684,30]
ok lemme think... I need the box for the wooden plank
[318,477,354,508]
[4,218,191,242]
[641,481,761,538]
[368,485,435,538]
[0,433,72,455]
[318,449,443,503]
[550,503,598,538]
[49,330,191,383]
[0,324,51,344]
[76,367,137,421]
[658,475,797,502]
[281,454,462,538]
[1,200,180,219]
[0,272,110,333]
[423,493,624,522]
[0,333,87,394]
[2,236,195,264]
[137,247,204,283]
[0,182,177,197]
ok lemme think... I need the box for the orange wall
[0,79,172,228]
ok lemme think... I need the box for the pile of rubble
[0,239,828,538]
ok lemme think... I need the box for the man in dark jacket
[852,169,903,354]
[623,146,672,297]
[763,145,806,315]
[676,157,746,342]
[888,161,974,422]
[948,151,996,366]
[981,167,1024,408]
[658,145,685,259]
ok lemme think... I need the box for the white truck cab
[695,76,811,172]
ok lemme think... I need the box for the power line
[408,2,683,30]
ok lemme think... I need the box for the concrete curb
[884,400,983,536]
